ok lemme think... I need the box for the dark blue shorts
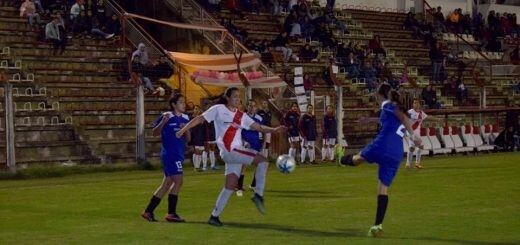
[361,143,401,187]
[161,158,183,176]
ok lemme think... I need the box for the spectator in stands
[429,42,444,82]
[299,44,317,62]
[70,0,85,20]
[336,42,352,65]
[300,15,314,41]
[379,62,398,90]
[303,73,313,96]
[456,80,468,104]
[105,14,121,35]
[132,43,156,93]
[93,0,106,23]
[367,35,386,57]
[432,6,446,32]
[49,0,68,14]
[343,52,359,78]
[87,13,114,39]
[403,12,419,33]
[443,75,458,97]
[495,126,516,151]
[45,16,67,54]
[422,84,440,109]
[206,0,221,13]
[271,0,281,16]
[447,8,462,33]
[418,20,435,46]
[359,61,377,92]
[486,34,502,52]
[509,45,519,65]
[272,32,292,62]
[20,0,41,30]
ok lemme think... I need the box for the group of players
[140,83,430,238]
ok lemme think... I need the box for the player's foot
[251,193,266,214]
[164,213,186,223]
[208,215,223,227]
[414,164,424,169]
[236,189,243,197]
[334,144,344,166]
[368,224,384,237]
[141,212,157,222]
[202,167,207,171]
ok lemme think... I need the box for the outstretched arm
[250,122,286,134]
[176,115,205,138]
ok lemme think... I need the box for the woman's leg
[210,173,239,221]
[165,175,184,221]
[142,176,175,221]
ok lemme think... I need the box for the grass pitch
[1,152,519,244]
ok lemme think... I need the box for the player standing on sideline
[335,84,422,237]
[141,93,190,223]
[256,100,272,158]
[204,109,219,170]
[190,105,206,171]
[299,104,317,164]
[284,102,301,162]
[237,100,263,197]
[406,99,440,169]
[322,105,337,162]
[176,87,286,227]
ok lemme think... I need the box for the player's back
[153,113,190,160]
[373,102,404,160]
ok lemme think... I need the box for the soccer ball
[276,154,296,174]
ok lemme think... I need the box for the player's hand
[273,126,287,134]
[175,130,184,138]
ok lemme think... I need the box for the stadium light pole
[136,84,147,167]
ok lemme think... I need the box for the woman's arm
[152,113,172,136]
[176,115,205,138]
[250,122,286,134]
[395,109,422,146]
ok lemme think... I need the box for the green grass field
[1,152,519,244]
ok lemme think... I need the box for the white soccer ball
[276,154,296,174]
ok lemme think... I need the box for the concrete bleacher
[0,3,165,165]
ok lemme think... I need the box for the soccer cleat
[414,164,424,169]
[333,144,345,166]
[208,215,223,227]
[202,167,207,171]
[236,189,243,197]
[141,212,158,222]
[165,213,186,223]
[251,193,266,215]
[368,224,384,237]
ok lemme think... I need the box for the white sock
[309,147,315,162]
[209,151,216,168]
[406,149,414,165]
[321,147,327,160]
[329,147,334,160]
[416,149,422,164]
[289,148,295,158]
[211,188,233,217]
[300,148,307,163]
[254,162,268,196]
[262,149,269,158]
[193,154,200,169]
[202,151,208,169]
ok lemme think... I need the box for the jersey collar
[381,100,391,109]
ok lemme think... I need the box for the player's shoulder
[181,113,189,121]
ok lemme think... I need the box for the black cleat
[208,215,223,227]
[251,193,266,214]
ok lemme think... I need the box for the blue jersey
[242,113,263,151]
[151,112,190,162]
[370,101,405,161]
[257,109,272,126]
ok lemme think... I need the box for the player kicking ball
[176,87,286,227]
[335,84,422,237]
[141,93,190,223]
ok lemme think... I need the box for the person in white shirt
[406,99,441,168]
[176,87,286,227]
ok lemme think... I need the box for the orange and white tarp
[169,52,261,71]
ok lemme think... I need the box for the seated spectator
[88,14,115,39]
[336,42,352,64]
[379,62,398,89]
[45,16,67,54]
[443,76,458,96]
[447,8,462,33]
[131,43,155,93]
[494,126,516,151]
[93,0,106,23]
[70,0,85,21]
[422,84,441,109]
[343,52,359,78]
[105,14,121,35]
[359,61,377,92]
[456,80,468,104]
[206,0,221,13]
[20,0,41,30]
[418,20,435,46]
[299,44,317,62]
[272,32,292,62]
[368,35,386,57]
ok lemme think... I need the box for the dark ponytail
[216,87,239,105]
[377,83,403,111]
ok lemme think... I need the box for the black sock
[375,195,389,225]
[145,195,161,214]
[251,175,256,187]
[168,194,178,215]
[237,174,245,190]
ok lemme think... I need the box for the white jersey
[408,109,427,135]
[202,104,255,154]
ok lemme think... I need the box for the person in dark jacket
[284,102,300,162]
[322,105,337,161]
[299,104,317,164]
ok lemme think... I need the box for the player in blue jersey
[141,93,190,223]
[237,100,263,197]
[322,105,337,162]
[190,105,206,171]
[335,84,422,237]
[299,104,317,164]
[283,102,301,162]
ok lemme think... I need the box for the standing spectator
[132,43,156,93]
[70,0,85,20]
[343,52,360,78]
[93,0,106,24]
[429,42,444,83]
[303,73,313,96]
[368,35,386,57]
[272,32,292,62]
[418,20,435,46]
[45,16,67,54]
[20,0,41,30]
[299,104,317,164]
[433,6,445,32]
[456,80,468,105]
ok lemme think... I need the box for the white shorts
[264,133,271,144]
[194,146,205,151]
[206,141,216,144]
[322,138,336,146]
[221,146,258,177]
[288,136,300,143]
[302,140,315,148]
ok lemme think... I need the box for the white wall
[478,4,520,21]
[335,0,413,12]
